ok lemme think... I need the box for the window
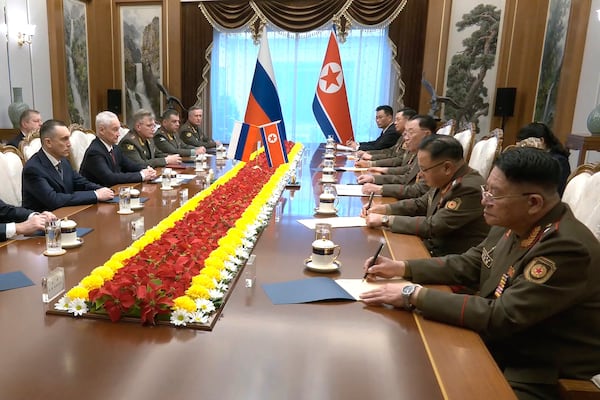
[210,28,392,144]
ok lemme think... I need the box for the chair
[568,164,600,239]
[69,126,97,171]
[453,123,475,162]
[436,119,455,136]
[0,145,25,206]
[468,128,503,179]
[118,125,130,144]
[19,131,41,160]
[562,163,599,219]
[559,379,600,400]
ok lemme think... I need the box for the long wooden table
[0,147,515,400]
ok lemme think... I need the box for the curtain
[210,27,392,145]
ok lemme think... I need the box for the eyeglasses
[419,160,447,173]
[480,185,537,203]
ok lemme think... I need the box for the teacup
[321,167,336,182]
[60,219,78,246]
[130,188,141,208]
[317,193,337,213]
[311,239,341,267]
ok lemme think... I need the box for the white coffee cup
[322,167,336,182]
[60,219,78,246]
[318,193,337,213]
[311,239,341,267]
[130,188,141,208]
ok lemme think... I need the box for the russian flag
[244,29,287,143]
[260,120,288,168]
[227,121,257,162]
[312,31,354,144]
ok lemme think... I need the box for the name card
[42,267,65,303]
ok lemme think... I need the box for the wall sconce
[17,23,35,46]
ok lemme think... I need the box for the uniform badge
[186,132,192,137]
[159,137,166,141]
[524,257,556,284]
[445,198,462,210]
[481,245,495,269]
[126,144,134,150]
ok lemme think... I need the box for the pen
[366,192,375,211]
[363,242,385,280]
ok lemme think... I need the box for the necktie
[109,149,117,166]
[56,163,63,180]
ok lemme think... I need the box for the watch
[381,215,390,227]
[402,285,422,311]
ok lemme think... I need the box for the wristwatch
[402,285,422,311]
[381,215,390,227]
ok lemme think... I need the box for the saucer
[160,186,174,191]
[44,248,67,257]
[319,178,337,184]
[304,258,341,273]
[131,204,144,211]
[314,207,338,215]
[62,238,83,249]
[117,209,134,215]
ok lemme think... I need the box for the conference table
[0,145,516,400]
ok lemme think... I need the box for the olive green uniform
[368,137,405,162]
[386,164,489,256]
[119,131,168,168]
[406,203,600,392]
[154,127,196,157]
[380,158,429,200]
[179,121,216,149]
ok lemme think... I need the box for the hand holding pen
[363,242,385,281]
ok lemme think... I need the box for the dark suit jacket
[0,199,33,241]
[7,131,25,149]
[119,131,167,168]
[22,150,102,211]
[80,138,145,187]
[358,124,398,151]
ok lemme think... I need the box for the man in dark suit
[119,109,182,168]
[80,111,157,187]
[346,105,397,151]
[7,109,42,149]
[22,120,115,212]
[0,199,55,242]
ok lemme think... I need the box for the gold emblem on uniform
[126,144,134,150]
[445,198,462,210]
[186,132,192,137]
[481,245,495,268]
[524,256,556,284]
[520,226,541,248]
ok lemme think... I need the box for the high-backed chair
[436,119,455,136]
[453,122,475,162]
[562,163,599,218]
[19,131,41,161]
[468,128,503,179]
[0,145,25,206]
[69,125,97,171]
[567,164,600,239]
[118,125,130,143]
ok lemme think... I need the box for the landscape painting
[120,4,162,127]
[63,0,90,127]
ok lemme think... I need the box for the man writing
[80,111,157,187]
[361,148,600,399]
[119,109,182,167]
[0,199,55,242]
[362,135,488,256]
[7,109,42,149]
[22,120,114,211]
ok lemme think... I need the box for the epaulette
[540,221,559,242]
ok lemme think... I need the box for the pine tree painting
[444,4,501,131]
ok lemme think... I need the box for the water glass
[274,198,283,222]
[119,186,131,212]
[179,188,189,204]
[45,219,62,254]
[314,222,332,241]
[162,168,172,189]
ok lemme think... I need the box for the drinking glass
[314,222,332,241]
[45,219,62,254]
[118,186,131,212]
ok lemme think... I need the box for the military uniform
[406,203,600,391]
[154,127,196,157]
[373,152,414,185]
[380,156,429,200]
[179,121,216,149]
[386,164,489,256]
[119,131,168,168]
[367,137,405,162]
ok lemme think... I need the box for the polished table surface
[0,146,515,400]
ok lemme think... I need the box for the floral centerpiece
[53,142,303,329]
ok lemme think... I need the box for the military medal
[494,265,514,298]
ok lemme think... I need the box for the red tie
[109,149,116,166]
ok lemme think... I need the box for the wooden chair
[19,130,41,160]
[69,125,97,172]
[468,128,503,179]
[0,144,25,206]
[436,119,455,136]
[453,122,475,162]
[559,379,600,400]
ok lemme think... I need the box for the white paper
[334,184,381,197]
[336,166,368,172]
[335,278,407,300]
[151,174,197,183]
[297,216,367,229]
[336,144,355,152]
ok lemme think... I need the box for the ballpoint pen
[366,192,375,211]
[363,242,384,280]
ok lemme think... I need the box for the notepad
[334,184,381,197]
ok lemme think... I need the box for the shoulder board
[540,222,559,241]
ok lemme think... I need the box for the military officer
[154,109,203,157]
[119,109,182,168]
[178,106,219,151]
[360,147,600,400]
[363,134,488,256]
